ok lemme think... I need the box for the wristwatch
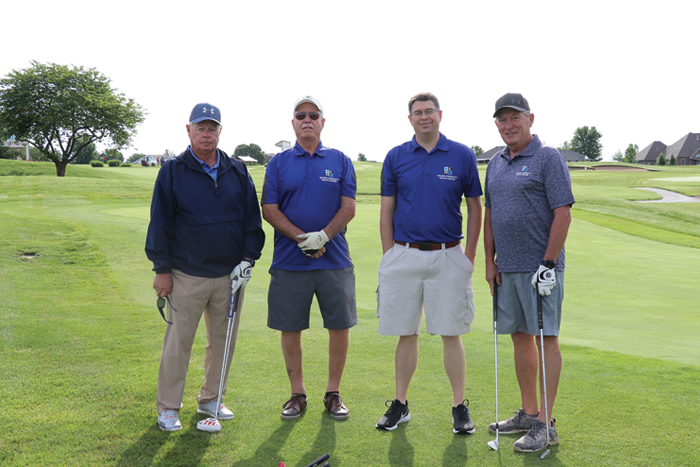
[541,260,556,269]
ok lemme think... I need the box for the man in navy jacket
[145,103,265,431]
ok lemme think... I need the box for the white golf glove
[531,262,556,296]
[230,260,253,293]
[296,230,329,256]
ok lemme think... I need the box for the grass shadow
[442,434,469,466]
[297,413,336,466]
[231,420,295,467]
[387,424,413,466]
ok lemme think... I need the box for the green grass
[1,159,699,466]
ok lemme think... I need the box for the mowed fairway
[1,160,699,466]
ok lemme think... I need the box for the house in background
[476,146,586,164]
[637,133,700,166]
[665,133,700,166]
[636,141,667,165]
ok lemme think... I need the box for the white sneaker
[158,410,182,431]
[197,401,234,420]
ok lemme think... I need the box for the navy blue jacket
[145,148,265,278]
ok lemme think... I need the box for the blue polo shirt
[189,146,220,180]
[381,133,482,243]
[262,141,356,271]
[484,135,575,272]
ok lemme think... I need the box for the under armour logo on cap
[493,93,530,118]
[190,103,222,124]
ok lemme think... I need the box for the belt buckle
[418,242,433,251]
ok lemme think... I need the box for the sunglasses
[157,295,178,324]
[295,112,321,121]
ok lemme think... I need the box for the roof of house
[477,146,505,162]
[665,133,700,160]
[636,141,667,162]
[559,150,587,162]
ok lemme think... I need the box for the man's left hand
[297,230,329,255]
[531,263,556,296]
[230,260,253,292]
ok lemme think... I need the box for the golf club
[196,278,241,433]
[537,293,551,459]
[487,282,499,451]
[303,453,330,467]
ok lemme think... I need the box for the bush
[107,160,121,167]
[90,161,104,167]
[120,163,132,167]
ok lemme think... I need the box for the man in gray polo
[483,93,575,452]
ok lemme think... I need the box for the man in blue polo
[146,103,265,431]
[375,92,482,434]
[484,93,574,453]
[261,95,357,421]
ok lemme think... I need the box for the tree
[357,152,367,161]
[233,143,266,165]
[656,153,666,166]
[669,154,677,166]
[624,144,639,163]
[612,150,624,162]
[557,141,571,151]
[470,145,484,157]
[71,138,99,164]
[0,61,146,176]
[103,148,124,162]
[570,126,603,161]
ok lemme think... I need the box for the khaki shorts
[376,243,475,336]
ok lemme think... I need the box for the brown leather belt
[394,240,460,251]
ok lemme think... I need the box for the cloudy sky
[2,0,697,161]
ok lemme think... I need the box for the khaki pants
[157,269,244,413]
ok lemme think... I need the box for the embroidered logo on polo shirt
[437,166,457,182]
[516,165,530,176]
[319,169,339,183]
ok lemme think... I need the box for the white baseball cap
[293,95,324,115]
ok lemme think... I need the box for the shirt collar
[409,133,448,154]
[293,140,325,157]
[501,134,541,160]
[189,146,220,169]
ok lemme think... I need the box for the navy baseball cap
[493,93,530,118]
[189,103,221,124]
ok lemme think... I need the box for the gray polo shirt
[484,135,575,272]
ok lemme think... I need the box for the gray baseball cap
[189,103,221,124]
[493,93,529,118]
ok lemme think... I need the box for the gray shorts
[497,271,564,337]
[267,267,357,332]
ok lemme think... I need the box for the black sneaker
[452,399,475,434]
[375,399,410,431]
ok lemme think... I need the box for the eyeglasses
[157,296,178,325]
[410,108,439,118]
[295,112,321,121]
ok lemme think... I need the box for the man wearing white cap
[146,103,265,431]
[261,95,357,421]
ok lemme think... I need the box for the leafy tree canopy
[669,154,677,166]
[612,150,624,162]
[656,153,666,166]
[233,143,266,164]
[357,152,367,161]
[557,141,571,151]
[71,137,98,164]
[0,61,146,176]
[470,145,484,157]
[570,126,603,161]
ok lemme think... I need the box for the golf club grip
[537,293,543,329]
[228,279,239,319]
[304,454,330,467]
[492,283,498,321]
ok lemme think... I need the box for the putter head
[539,448,551,459]
[196,417,221,432]
[487,439,499,451]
